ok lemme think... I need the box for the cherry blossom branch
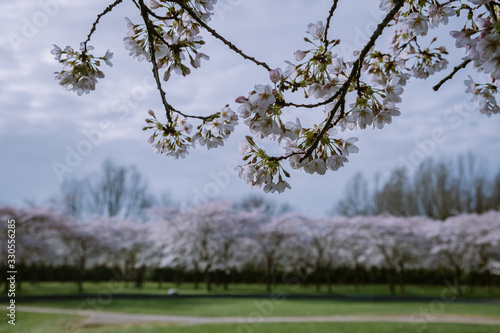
[83,0,124,54]
[269,151,305,163]
[323,0,340,49]
[433,59,472,91]
[139,0,173,123]
[298,0,405,162]
[170,0,272,71]
[137,1,211,122]
[142,4,180,21]
[485,3,498,22]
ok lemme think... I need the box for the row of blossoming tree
[2,203,499,294]
[52,0,500,193]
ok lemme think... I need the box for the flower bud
[294,50,307,62]
[269,68,282,83]
[148,0,160,9]
[235,96,248,104]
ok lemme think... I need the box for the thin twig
[138,1,212,122]
[171,0,272,71]
[83,0,124,52]
[433,59,472,91]
[486,2,498,22]
[269,151,305,162]
[298,0,405,162]
[323,0,340,49]
[139,0,173,123]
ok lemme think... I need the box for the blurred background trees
[1,153,500,295]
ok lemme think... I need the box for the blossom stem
[170,0,272,71]
[486,3,498,23]
[433,59,472,92]
[139,0,173,122]
[323,0,341,49]
[83,0,124,54]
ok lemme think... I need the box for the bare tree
[58,159,155,219]
[335,172,373,217]
[87,159,154,218]
[60,178,88,220]
[235,195,292,217]
[456,152,488,214]
[488,170,500,211]
[373,168,418,217]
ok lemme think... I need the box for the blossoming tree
[52,0,499,192]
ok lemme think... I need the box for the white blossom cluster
[144,110,193,159]
[124,0,214,80]
[144,107,238,158]
[192,106,239,149]
[52,43,113,96]
[382,0,498,115]
[450,3,500,115]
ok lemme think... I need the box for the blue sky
[1,0,499,216]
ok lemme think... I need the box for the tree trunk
[399,265,405,294]
[266,260,273,293]
[454,267,462,296]
[214,270,221,287]
[158,268,164,289]
[315,266,321,292]
[386,266,396,295]
[326,269,332,294]
[193,265,199,290]
[223,271,229,291]
[77,259,85,293]
[469,271,475,295]
[354,264,360,293]
[204,269,211,292]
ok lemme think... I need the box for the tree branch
[486,2,498,23]
[171,0,272,71]
[83,0,124,52]
[139,0,174,123]
[298,0,405,163]
[432,59,472,92]
[323,0,340,49]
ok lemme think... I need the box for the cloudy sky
[1,0,499,216]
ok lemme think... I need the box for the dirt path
[18,306,500,327]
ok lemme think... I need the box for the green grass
[12,281,500,299]
[0,312,79,333]
[4,312,500,333]
[78,323,500,333]
[21,298,500,318]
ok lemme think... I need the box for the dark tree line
[335,153,500,220]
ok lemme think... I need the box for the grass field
[20,297,500,318]
[12,281,500,298]
[3,312,500,333]
[7,282,500,333]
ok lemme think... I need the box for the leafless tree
[58,159,155,219]
[336,172,373,217]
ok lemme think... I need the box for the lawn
[4,312,500,333]
[9,281,500,333]
[12,281,500,299]
[21,298,500,318]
